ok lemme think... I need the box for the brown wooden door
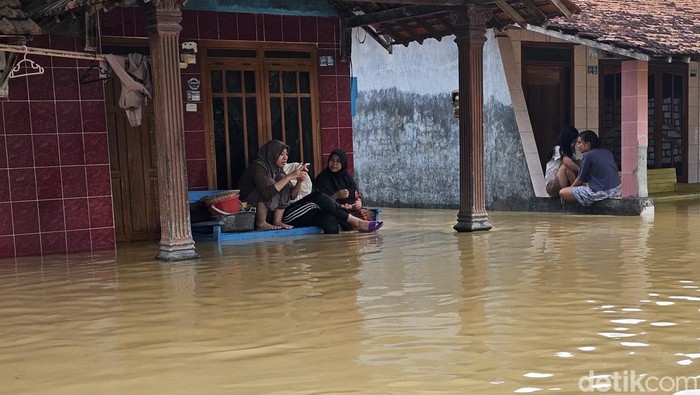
[522,45,573,171]
[105,75,160,242]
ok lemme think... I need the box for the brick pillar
[453,5,492,232]
[146,1,199,260]
[621,60,649,197]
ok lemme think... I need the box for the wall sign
[187,77,201,90]
[187,90,200,102]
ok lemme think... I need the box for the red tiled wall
[0,7,352,260]
[0,35,114,259]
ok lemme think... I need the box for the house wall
[351,29,534,209]
[0,34,115,259]
[0,6,349,259]
[689,61,699,183]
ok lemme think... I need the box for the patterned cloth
[572,184,621,206]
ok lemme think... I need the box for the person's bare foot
[273,222,294,229]
[257,222,281,231]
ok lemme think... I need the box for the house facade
[0,0,576,259]
[352,0,700,211]
[0,0,352,259]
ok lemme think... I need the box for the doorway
[522,44,574,171]
[599,61,688,181]
[104,43,159,242]
[202,44,321,190]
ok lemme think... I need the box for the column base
[157,244,200,261]
[454,217,492,232]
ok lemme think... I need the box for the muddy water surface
[2,203,700,394]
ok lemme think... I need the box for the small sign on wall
[587,66,598,75]
[186,103,197,112]
[187,90,200,102]
[691,68,698,77]
[319,55,335,66]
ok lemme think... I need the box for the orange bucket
[203,190,241,217]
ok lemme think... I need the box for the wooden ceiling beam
[520,0,548,23]
[344,5,449,28]
[548,0,573,19]
[495,0,526,26]
[360,25,394,53]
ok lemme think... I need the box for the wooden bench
[188,190,381,244]
[647,167,677,194]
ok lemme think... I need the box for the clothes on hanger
[105,53,153,127]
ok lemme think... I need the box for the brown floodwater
[2,202,700,394]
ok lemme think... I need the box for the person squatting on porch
[314,148,376,230]
[545,125,580,197]
[238,140,383,233]
[559,130,621,206]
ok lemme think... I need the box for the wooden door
[522,45,573,171]
[105,74,159,242]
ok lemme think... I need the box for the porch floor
[651,183,700,202]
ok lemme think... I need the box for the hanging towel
[105,53,153,127]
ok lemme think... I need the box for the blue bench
[188,190,323,243]
[188,190,382,244]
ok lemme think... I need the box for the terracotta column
[146,1,199,261]
[620,60,649,197]
[453,6,492,232]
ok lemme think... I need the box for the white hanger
[9,45,45,79]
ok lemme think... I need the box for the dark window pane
[264,51,311,59]
[299,71,310,94]
[301,98,313,172]
[212,98,228,189]
[244,71,256,93]
[207,49,256,58]
[228,98,246,188]
[523,46,572,62]
[269,71,280,93]
[283,71,297,93]
[211,70,223,94]
[246,97,259,163]
[226,71,242,93]
[270,98,282,141]
[284,98,300,161]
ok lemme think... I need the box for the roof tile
[549,0,700,59]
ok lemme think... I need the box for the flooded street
[2,203,700,394]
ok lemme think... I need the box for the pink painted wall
[0,6,352,259]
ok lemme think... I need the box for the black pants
[282,192,350,234]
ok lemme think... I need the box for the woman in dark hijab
[315,148,375,229]
[239,140,383,233]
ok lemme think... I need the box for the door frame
[101,37,159,242]
[521,42,575,170]
[200,40,321,189]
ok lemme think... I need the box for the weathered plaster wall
[352,29,533,209]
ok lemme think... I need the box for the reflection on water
[2,202,700,393]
